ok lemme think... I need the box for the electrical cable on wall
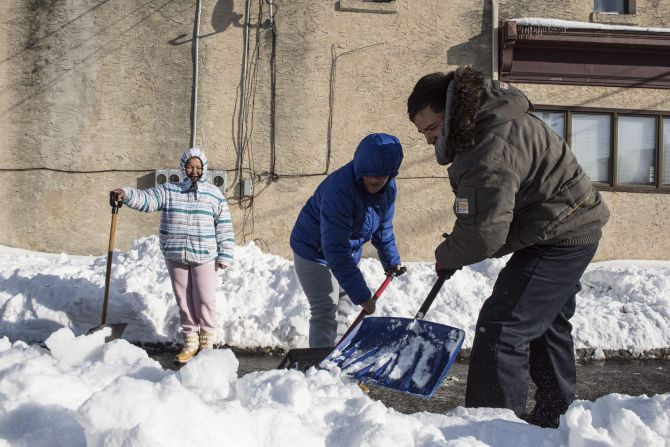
[231,0,270,245]
[1,2,450,185]
[235,0,252,192]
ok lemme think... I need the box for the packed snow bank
[0,237,669,354]
[0,330,667,446]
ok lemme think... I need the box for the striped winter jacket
[122,148,235,266]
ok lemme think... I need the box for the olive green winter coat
[435,67,609,270]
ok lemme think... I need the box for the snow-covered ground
[0,238,668,445]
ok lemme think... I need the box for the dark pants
[464,243,598,427]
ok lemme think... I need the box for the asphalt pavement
[149,350,670,415]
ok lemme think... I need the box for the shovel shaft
[101,211,118,325]
[414,274,447,320]
[337,272,395,344]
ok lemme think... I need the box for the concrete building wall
[1,0,668,263]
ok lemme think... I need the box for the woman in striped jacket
[112,148,234,364]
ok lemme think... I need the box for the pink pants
[165,260,217,333]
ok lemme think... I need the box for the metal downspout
[190,0,202,148]
[492,0,499,81]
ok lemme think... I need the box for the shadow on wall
[446,0,492,72]
[168,0,244,46]
[2,0,189,118]
[0,0,113,67]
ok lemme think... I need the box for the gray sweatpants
[293,252,355,348]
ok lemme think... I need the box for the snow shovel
[87,192,127,341]
[320,273,465,398]
[277,269,402,371]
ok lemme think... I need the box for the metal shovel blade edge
[87,323,127,342]
[320,316,465,398]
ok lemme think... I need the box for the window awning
[499,20,670,89]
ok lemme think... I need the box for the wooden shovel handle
[100,210,118,325]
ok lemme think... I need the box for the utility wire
[2,167,154,173]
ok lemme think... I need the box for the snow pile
[0,330,667,446]
[1,237,669,355]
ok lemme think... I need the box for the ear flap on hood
[179,147,209,182]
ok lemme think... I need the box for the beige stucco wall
[1,0,668,262]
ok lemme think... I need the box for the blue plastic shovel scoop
[320,274,465,398]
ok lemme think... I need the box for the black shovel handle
[414,232,456,320]
[414,273,448,320]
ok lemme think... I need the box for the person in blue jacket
[290,133,406,348]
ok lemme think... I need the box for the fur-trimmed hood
[436,68,609,271]
[445,67,531,157]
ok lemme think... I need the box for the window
[594,0,629,14]
[617,116,656,185]
[572,114,611,183]
[534,106,670,192]
[532,111,564,138]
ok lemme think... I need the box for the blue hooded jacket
[290,133,404,304]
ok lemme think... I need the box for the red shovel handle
[337,273,395,344]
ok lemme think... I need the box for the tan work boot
[198,330,215,350]
[175,331,199,364]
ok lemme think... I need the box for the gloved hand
[110,190,125,208]
[435,232,459,278]
[360,298,376,315]
[385,265,407,277]
[435,261,458,279]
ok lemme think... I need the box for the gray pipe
[191,0,202,148]
[491,0,499,81]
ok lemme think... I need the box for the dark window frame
[594,0,631,14]
[534,105,670,193]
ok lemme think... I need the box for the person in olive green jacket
[407,66,609,428]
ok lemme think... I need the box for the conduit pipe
[190,0,203,148]
[492,0,499,81]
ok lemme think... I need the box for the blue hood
[352,133,403,183]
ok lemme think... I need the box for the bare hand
[361,298,376,315]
